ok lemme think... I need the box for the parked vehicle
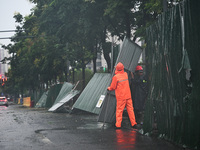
[0,96,8,107]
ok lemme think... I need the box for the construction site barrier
[18,98,20,104]
[23,97,31,107]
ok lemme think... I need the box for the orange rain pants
[115,98,136,127]
[108,62,137,128]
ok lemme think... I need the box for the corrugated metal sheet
[48,90,79,112]
[72,73,111,114]
[45,84,63,108]
[98,92,116,123]
[35,91,48,108]
[115,37,142,73]
[98,37,143,123]
[48,82,79,112]
[52,82,74,105]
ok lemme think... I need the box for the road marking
[41,136,53,144]
[35,130,54,145]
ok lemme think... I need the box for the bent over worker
[107,62,137,129]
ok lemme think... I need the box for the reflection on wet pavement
[0,106,8,110]
[115,129,136,149]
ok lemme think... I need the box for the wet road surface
[0,105,186,150]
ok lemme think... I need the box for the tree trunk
[93,43,97,74]
[102,27,111,72]
[46,81,48,90]
[81,59,86,91]
[103,50,111,72]
[93,56,97,74]
[65,60,70,82]
[72,68,75,84]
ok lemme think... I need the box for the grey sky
[0,0,35,46]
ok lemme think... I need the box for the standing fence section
[143,0,200,149]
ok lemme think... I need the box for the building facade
[0,48,10,76]
[86,53,107,71]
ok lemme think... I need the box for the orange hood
[115,62,124,74]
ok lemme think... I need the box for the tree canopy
[1,0,181,95]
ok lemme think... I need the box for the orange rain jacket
[107,62,132,100]
[107,62,137,128]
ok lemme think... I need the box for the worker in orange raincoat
[107,62,137,129]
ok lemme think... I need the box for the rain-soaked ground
[0,104,189,150]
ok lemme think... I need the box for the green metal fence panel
[48,90,79,112]
[35,91,48,108]
[115,37,143,73]
[45,84,63,108]
[72,73,111,114]
[48,82,79,112]
[144,0,200,149]
[52,82,74,105]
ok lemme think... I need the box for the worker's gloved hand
[131,72,134,79]
[107,87,111,91]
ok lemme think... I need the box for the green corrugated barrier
[53,82,74,105]
[35,91,48,108]
[143,0,200,149]
[45,84,62,108]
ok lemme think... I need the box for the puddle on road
[35,122,110,134]
[77,122,110,130]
